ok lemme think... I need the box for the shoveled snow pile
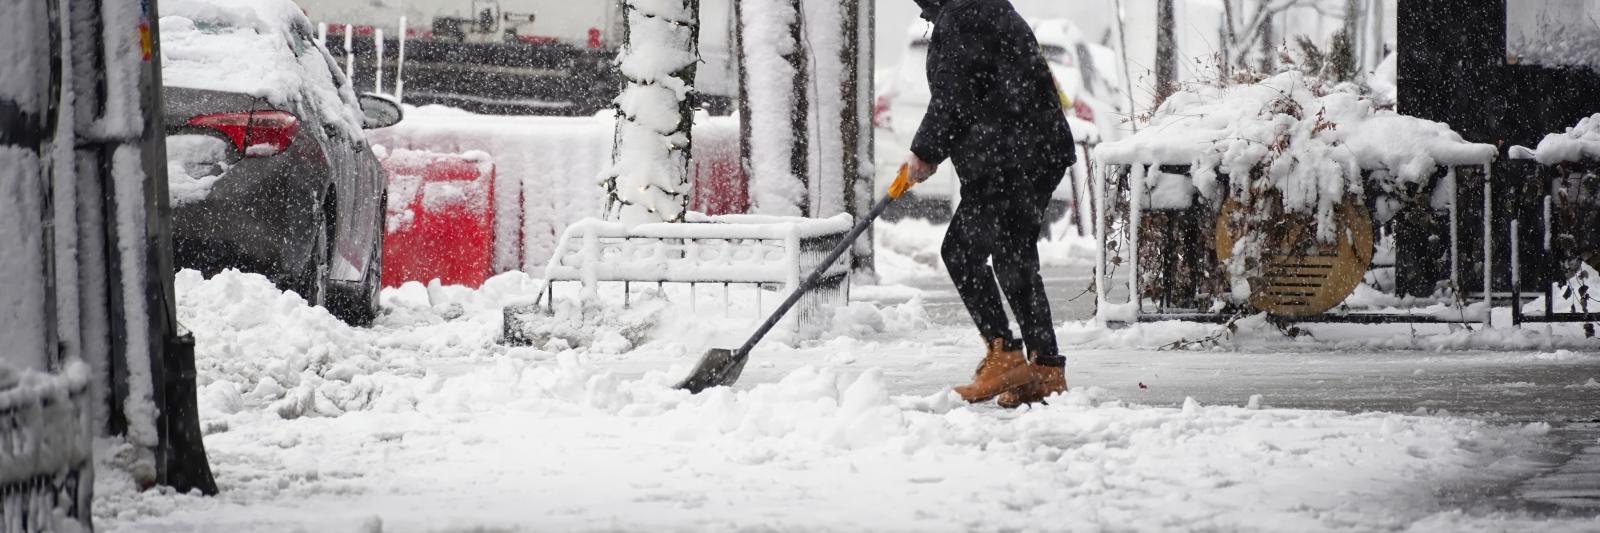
[1526,113,1600,165]
[93,269,1593,532]
[1096,71,1495,236]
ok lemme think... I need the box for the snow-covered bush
[1527,113,1600,166]
[1097,71,1495,306]
[603,0,700,224]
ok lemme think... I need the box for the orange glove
[888,164,914,199]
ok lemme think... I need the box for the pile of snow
[92,268,1600,531]
[1097,71,1495,237]
[160,0,365,142]
[99,272,1570,531]
[1523,113,1600,165]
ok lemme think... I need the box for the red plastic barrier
[380,149,497,288]
[690,121,748,215]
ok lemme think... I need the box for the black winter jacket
[910,0,1077,199]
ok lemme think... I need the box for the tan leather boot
[997,363,1067,408]
[954,339,1030,403]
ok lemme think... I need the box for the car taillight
[872,94,893,131]
[1073,98,1095,123]
[186,111,300,158]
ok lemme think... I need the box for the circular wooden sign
[1214,199,1375,318]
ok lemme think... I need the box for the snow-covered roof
[1522,114,1600,165]
[160,0,365,139]
[1096,72,1496,182]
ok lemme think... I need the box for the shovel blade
[674,348,749,394]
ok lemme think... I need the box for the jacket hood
[913,0,946,22]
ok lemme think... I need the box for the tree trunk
[1154,0,1178,106]
[1337,0,1362,80]
[1221,0,1238,71]
[605,0,699,223]
[842,0,875,275]
[1258,0,1277,72]
[787,0,810,217]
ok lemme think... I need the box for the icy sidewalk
[94,270,1599,532]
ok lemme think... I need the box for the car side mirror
[357,93,403,129]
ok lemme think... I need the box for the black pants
[940,189,1064,367]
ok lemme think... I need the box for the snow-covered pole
[375,28,385,94]
[397,17,408,102]
[1114,0,1139,131]
[317,22,327,47]
[603,0,701,224]
[1482,163,1493,326]
[344,25,354,83]
[739,0,810,217]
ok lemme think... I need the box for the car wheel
[301,205,332,309]
[325,193,384,327]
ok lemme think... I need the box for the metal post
[1449,166,1460,293]
[344,25,354,84]
[1128,164,1145,313]
[1094,164,1108,309]
[1482,164,1493,327]
[1544,194,1554,318]
[1511,219,1521,325]
[374,28,385,94]
[396,17,408,102]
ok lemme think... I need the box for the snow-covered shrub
[603,0,700,224]
[1097,71,1496,307]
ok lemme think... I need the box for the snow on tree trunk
[605,0,700,225]
[740,0,809,217]
[803,0,845,218]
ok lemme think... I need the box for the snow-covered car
[162,0,402,325]
[873,19,1123,219]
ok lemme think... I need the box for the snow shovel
[674,166,917,393]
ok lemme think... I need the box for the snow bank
[94,268,1599,531]
[1526,113,1600,165]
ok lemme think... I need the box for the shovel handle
[731,169,915,357]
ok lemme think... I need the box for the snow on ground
[91,266,1600,532]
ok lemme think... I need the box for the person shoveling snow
[905,0,1077,407]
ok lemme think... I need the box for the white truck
[297,0,736,115]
